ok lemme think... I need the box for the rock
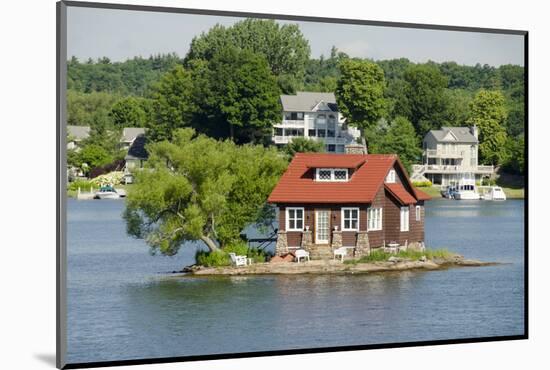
[388,256,402,263]
[419,255,427,262]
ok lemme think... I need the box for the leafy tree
[466,90,508,165]
[67,90,121,127]
[335,59,387,135]
[75,144,114,174]
[109,96,153,127]
[366,116,421,173]
[502,134,525,175]
[191,48,281,142]
[284,137,325,157]
[185,19,310,93]
[444,89,473,126]
[148,65,195,142]
[398,64,449,136]
[123,128,288,255]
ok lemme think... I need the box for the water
[66,198,525,364]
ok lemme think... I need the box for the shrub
[195,250,231,267]
[67,179,95,191]
[412,180,432,187]
[344,248,452,264]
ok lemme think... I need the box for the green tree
[109,96,153,127]
[123,128,288,255]
[366,116,421,173]
[399,64,449,136]
[191,48,281,142]
[67,90,121,127]
[76,144,114,174]
[502,134,525,175]
[148,65,195,142]
[335,59,387,135]
[284,137,325,157]
[467,90,508,165]
[185,19,310,93]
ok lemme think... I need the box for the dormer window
[316,168,349,182]
[386,169,396,183]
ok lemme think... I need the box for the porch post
[355,231,370,258]
[275,230,288,256]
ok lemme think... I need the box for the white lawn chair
[295,249,310,263]
[229,252,247,267]
[333,247,347,262]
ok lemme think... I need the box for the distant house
[123,134,148,184]
[268,152,431,259]
[411,126,494,186]
[120,127,146,151]
[272,92,360,153]
[67,125,91,150]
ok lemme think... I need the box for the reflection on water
[67,199,524,363]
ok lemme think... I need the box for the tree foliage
[284,137,325,157]
[366,116,421,173]
[123,128,288,255]
[109,96,153,127]
[398,64,449,136]
[190,48,281,142]
[147,65,195,142]
[467,90,508,165]
[335,59,387,133]
[185,19,310,93]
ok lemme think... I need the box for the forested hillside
[66,19,524,176]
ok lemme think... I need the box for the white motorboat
[453,176,481,200]
[94,185,121,199]
[482,186,507,201]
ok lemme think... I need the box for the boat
[94,185,121,199]
[453,176,481,200]
[441,186,457,199]
[482,186,507,201]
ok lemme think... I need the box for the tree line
[67,18,525,175]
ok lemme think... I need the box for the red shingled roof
[385,183,417,205]
[304,156,366,169]
[412,187,432,201]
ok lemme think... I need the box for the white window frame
[286,207,305,231]
[341,207,360,231]
[386,169,396,183]
[400,206,410,232]
[315,168,349,182]
[367,207,383,231]
[416,205,421,221]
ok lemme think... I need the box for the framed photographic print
[57,1,527,368]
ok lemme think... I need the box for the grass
[195,242,271,267]
[500,187,524,199]
[344,248,453,265]
[415,186,442,198]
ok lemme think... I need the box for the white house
[272,92,360,153]
[411,126,494,186]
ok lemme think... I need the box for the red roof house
[268,153,431,259]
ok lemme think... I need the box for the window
[315,168,349,182]
[286,207,304,231]
[400,207,409,232]
[342,207,360,231]
[308,129,316,137]
[416,205,421,221]
[297,112,304,119]
[284,113,292,120]
[386,169,396,183]
[327,144,336,152]
[275,128,283,136]
[327,130,335,137]
[317,129,326,137]
[367,208,382,231]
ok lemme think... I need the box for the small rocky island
[181,253,499,276]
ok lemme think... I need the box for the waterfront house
[268,152,431,259]
[272,92,361,153]
[120,127,146,151]
[411,126,494,186]
[123,134,148,184]
[67,125,91,150]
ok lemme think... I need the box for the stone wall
[275,231,288,256]
[301,229,313,252]
[355,231,370,258]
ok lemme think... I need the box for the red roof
[413,187,432,201]
[385,183,417,205]
[268,153,429,204]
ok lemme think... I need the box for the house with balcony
[272,92,360,153]
[411,126,494,186]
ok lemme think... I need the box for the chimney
[345,138,368,155]
[470,125,478,139]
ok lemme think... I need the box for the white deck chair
[229,252,247,267]
[333,247,347,262]
[295,249,310,263]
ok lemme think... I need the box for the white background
[0,0,545,369]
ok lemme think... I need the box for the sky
[67,6,524,66]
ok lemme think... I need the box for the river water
[66,198,525,364]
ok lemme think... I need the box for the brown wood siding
[366,187,385,248]
[383,191,425,246]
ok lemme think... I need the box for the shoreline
[178,255,501,277]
